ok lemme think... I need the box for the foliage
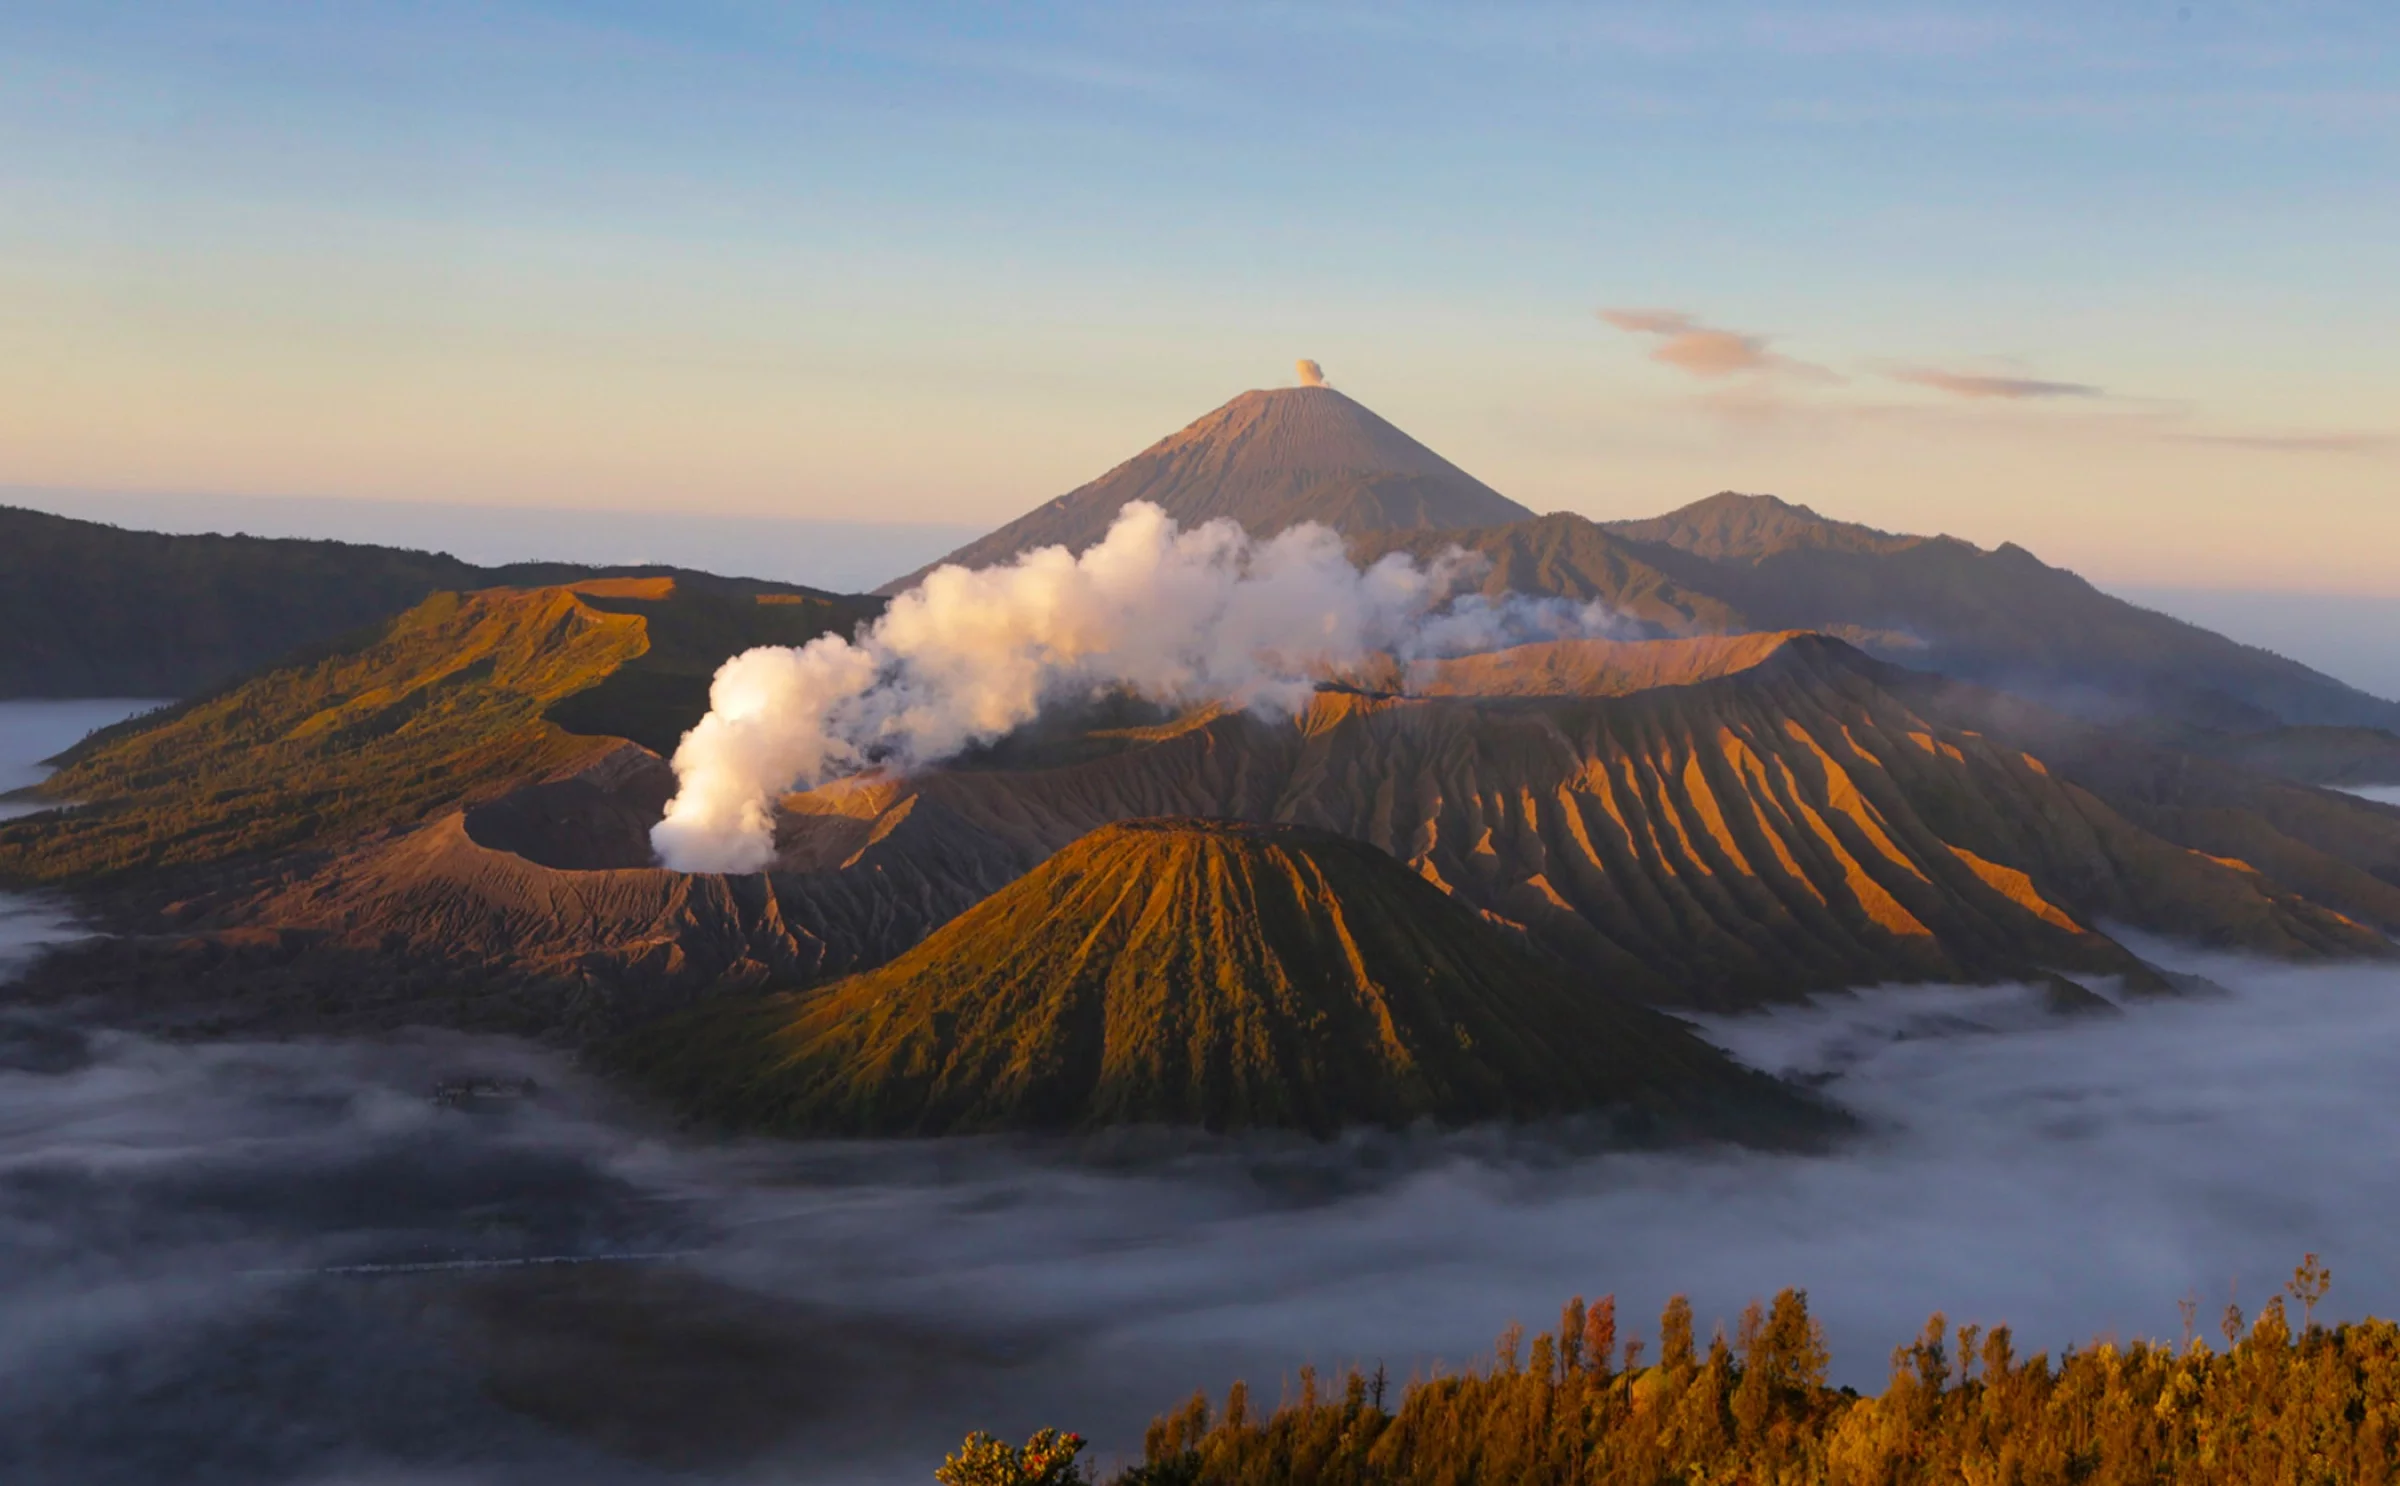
[937,1428,1090,1486]
[1072,1263,2400,1485]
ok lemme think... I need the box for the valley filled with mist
[6,694,2399,1482]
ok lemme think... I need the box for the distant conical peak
[878,378,1532,591]
[1138,384,1471,479]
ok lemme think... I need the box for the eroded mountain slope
[147,632,2394,1041]
[608,818,1836,1140]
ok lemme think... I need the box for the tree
[935,1428,1089,1486]
[1583,1293,1618,1379]
[1662,1294,1697,1371]
[1559,1296,1587,1376]
[1085,1261,2400,1486]
[2288,1253,2332,1332]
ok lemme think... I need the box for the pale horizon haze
[4,3,2395,595]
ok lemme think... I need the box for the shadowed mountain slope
[102,631,2392,1047]
[0,503,859,700]
[714,634,2389,1012]
[2124,722,2400,789]
[1605,490,1922,560]
[1358,495,2400,737]
[15,600,2398,1047]
[877,386,1530,594]
[608,818,1834,1141]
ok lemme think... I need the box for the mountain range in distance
[897,380,2400,739]
[5,374,2399,1140]
[16,379,2398,754]
[0,503,872,702]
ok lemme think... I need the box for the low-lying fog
[5,705,2399,1484]
[0,700,165,822]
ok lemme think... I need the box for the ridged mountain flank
[1359,494,2400,736]
[609,818,1831,1140]
[878,385,1532,593]
[32,620,2399,1047]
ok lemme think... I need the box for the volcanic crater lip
[1106,816,1311,839]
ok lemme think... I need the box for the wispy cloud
[1892,367,2102,400]
[1597,308,1835,382]
[2164,430,2395,455]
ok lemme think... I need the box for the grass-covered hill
[611,817,1832,1140]
[0,503,861,700]
[0,575,877,884]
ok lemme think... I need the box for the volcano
[877,382,1531,593]
[609,817,1831,1140]
[1355,493,2400,735]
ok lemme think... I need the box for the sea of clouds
[8,691,2400,1481]
[6,911,2399,1482]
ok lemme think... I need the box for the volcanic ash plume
[651,502,1616,872]
[1296,358,1329,387]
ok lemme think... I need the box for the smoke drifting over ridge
[653,502,1617,872]
[1295,358,1329,387]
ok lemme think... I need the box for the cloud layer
[8,940,2400,1484]
[1894,367,2103,400]
[1597,307,1833,382]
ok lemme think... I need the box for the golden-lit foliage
[1109,1261,2400,1486]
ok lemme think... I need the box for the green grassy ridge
[0,580,870,884]
[609,817,1833,1140]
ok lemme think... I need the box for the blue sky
[3,2,2395,590]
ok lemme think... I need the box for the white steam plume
[1296,358,1329,388]
[650,501,1618,872]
